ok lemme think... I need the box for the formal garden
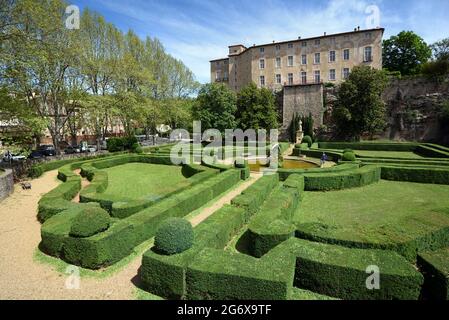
[24,140,449,300]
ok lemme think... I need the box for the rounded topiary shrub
[302,135,313,147]
[342,151,357,162]
[234,158,248,168]
[154,218,194,255]
[69,207,111,238]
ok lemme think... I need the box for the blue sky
[72,0,449,84]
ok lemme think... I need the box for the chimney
[354,28,357,31]
[324,32,327,36]
[357,26,360,31]
[298,36,301,39]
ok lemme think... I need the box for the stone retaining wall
[0,169,14,201]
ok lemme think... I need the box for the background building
[210,27,384,136]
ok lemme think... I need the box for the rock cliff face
[321,77,449,144]
[382,77,449,144]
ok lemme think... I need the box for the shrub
[342,151,356,161]
[107,137,125,152]
[343,148,354,154]
[69,207,111,238]
[154,218,194,255]
[302,135,313,147]
[29,165,44,178]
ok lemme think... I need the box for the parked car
[28,150,45,159]
[2,152,26,162]
[37,144,56,156]
[64,145,79,154]
[87,145,97,153]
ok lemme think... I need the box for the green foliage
[289,113,302,143]
[332,66,389,140]
[289,239,423,300]
[301,113,314,139]
[69,207,111,238]
[236,82,279,130]
[107,136,138,152]
[154,218,194,255]
[421,59,449,82]
[302,135,313,147]
[431,38,449,61]
[29,165,44,178]
[418,248,449,300]
[192,83,237,132]
[303,165,381,191]
[383,31,432,75]
[342,151,356,161]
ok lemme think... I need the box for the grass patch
[296,180,449,253]
[354,150,425,159]
[101,163,191,199]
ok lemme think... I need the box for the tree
[431,38,449,61]
[333,66,388,140]
[383,31,432,75]
[236,83,278,131]
[192,83,237,133]
[301,113,314,139]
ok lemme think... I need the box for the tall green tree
[431,38,449,61]
[192,83,237,132]
[383,31,432,76]
[333,66,388,140]
[236,83,278,131]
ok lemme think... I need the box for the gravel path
[0,169,261,300]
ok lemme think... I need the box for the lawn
[295,180,449,247]
[101,163,191,199]
[353,150,425,159]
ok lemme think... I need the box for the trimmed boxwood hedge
[69,207,111,238]
[418,248,449,300]
[303,165,381,191]
[40,168,242,269]
[277,163,359,181]
[141,175,284,299]
[318,141,419,151]
[154,218,194,255]
[247,175,304,257]
[381,166,449,185]
[285,238,424,300]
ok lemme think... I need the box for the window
[275,57,281,68]
[314,53,321,64]
[301,54,307,65]
[224,71,228,80]
[216,61,220,66]
[364,46,372,62]
[315,39,320,45]
[329,69,336,81]
[302,41,307,47]
[275,44,281,51]
[259,58,265,69]
[365,32,372,39]
[343,49,350,60]
[215,71,221,81]
[288,43,293,49]
[276,74,281,84]
[288,73,293,85]
[260,75,265,86]
[288,56,294,67]
[224,60,228,65]
[343,68,350,80]
[314,70,321,83]
[329,50,336,62]
[301,71,307,84]
[330,37,336,44]
[260,47,265,53]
